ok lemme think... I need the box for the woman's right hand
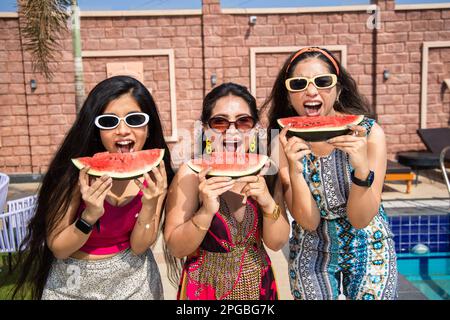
[198,167,235,215]
[279,125,311,174]
[78,166,113,223]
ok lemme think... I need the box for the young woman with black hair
[263,47,398,300]
[164,82,290,300]
[13,76,174,300]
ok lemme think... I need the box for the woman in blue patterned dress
[262,47,398,300]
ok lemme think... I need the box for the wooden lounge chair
[385,160,415,193]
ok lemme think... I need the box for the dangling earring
[205,137,212,154]
[336,91,342,106]
[249,131,257,153]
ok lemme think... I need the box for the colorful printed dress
[288,117,398,300]
[178,196,278,300]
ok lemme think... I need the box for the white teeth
[116,141,133,145]
[304,102,321,107]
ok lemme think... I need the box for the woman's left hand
[326,125,369,172]
[237,174,273,212]
[134,160,168,207]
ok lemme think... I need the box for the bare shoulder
[175,163,199,183]
[367,122,385,142]
[168,163,200,194]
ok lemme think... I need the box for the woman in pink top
[13,76,174,300]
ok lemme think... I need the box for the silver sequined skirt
[42,248,163,300]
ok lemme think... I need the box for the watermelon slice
[71,149,165,180]
[277,114,364,141]
[187,152,268,178]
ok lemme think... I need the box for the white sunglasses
[94,112,149,130]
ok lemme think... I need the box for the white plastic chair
[0,173,9,214]
[0,195,37,271]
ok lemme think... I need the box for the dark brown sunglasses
[207,116,256,133]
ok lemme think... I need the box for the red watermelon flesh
[277,115,364,141]
[71,149,165,180]
[187,152,268,177]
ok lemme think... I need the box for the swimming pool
[387,212,450,299]
[388,213,450,253]
[397,252,450,300]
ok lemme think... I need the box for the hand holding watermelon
[326,125,369,172]
[134,161,168,208]
[279,125,312,174]
[78,166,113,224]
[237,174,274,212]
[198,167,235,215]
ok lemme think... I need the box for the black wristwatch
[75,217,94,234]
[351,169,375,187]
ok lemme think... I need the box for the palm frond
[19,0,71,79]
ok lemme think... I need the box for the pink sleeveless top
[77,189,144,255]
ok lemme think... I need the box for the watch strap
[351,169,374,187]
[75,217,94,234]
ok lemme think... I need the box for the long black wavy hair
[11,75,174,299]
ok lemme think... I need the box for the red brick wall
[77,15,205,158]
[0,0,449,174]
[376,0,450,155]
[0,18,30,173]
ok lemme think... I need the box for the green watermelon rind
[186,153,268,178]
[71,149,165,180]
[277,115,364,142]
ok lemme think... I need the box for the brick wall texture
[0,0,449,173]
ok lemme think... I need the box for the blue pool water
[388,214,450,253]
[387,213,450,299]
[397,252,450,300]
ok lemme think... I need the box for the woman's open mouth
[304,101,322,116]
[116,140,135,153]
[222,139,243,153]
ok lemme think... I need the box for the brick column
[202,0,223,95]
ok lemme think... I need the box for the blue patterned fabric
[288,117,398,300]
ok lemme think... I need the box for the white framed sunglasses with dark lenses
[94,112,149,130]
[285,73,337,92]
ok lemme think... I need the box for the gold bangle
[263,203,281,220]
[191,216,209,231]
